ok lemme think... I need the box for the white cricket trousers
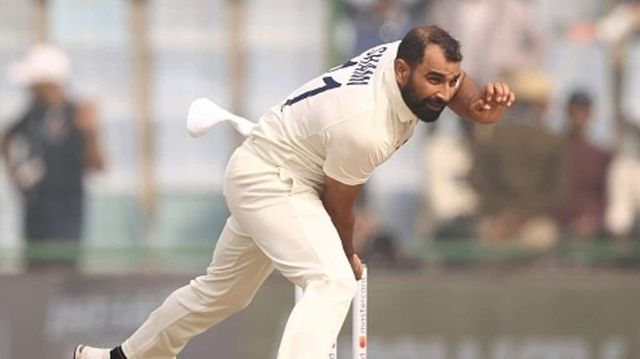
[121,144,357,358]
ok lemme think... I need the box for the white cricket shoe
[73,345,110,359]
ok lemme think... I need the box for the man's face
[568,103,591,130]
[30,82,65,106]
[396,44,462,123]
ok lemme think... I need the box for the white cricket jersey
[244,41,419,191]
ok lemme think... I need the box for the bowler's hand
[350,253,364,280]
[469,82,515,124]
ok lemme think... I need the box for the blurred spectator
[569,0,640,43]
[606,101,640,240]
[1,44,105,270]
[568,0,640,239]
[422,125,478,240]
[470,72,567,249]
[606,117,640,240]
[559,91,612,240]
[426,0,546,84]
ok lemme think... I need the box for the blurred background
[1,0,640,358]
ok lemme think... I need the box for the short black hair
[568,90,592,107]
[396,26,462,66]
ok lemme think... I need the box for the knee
[312,273,357,304]
[188,277,252,314]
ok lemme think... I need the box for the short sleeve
[322,115,385,186]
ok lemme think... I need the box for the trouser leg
[224,148,357,359]
[121,217,273,358]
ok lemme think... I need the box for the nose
[437,83,453,102]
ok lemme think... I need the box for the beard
[400,79,446,123]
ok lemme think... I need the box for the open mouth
[424,101,446,112]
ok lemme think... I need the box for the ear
[394,59,410,87]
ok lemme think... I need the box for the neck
[569,127,586,140]
[37,94,66,108]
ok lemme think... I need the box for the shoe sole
[73,345,85,359]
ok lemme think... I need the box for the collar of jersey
[382,60,418,124]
